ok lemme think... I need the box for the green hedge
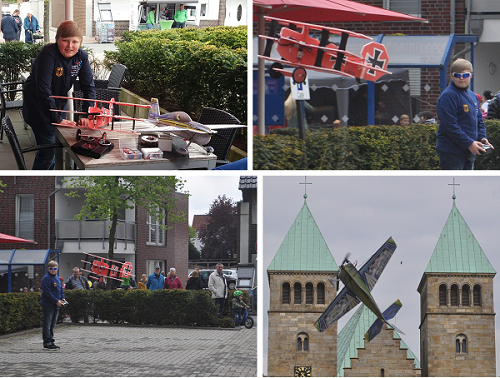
[0,289,249,334]
[105,26,247,122]
[253,121,500,170]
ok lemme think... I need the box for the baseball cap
[155,265,161,269]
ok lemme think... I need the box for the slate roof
[424,200,495,274]
[268,199,338,272]
[238,176,257,190]
[337,304,420,377]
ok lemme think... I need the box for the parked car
[197,269,237,290]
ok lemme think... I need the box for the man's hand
[77,118,89,127]
[59,119,76,127]
[481,138,494,150]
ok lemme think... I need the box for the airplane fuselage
[340,263,385,322]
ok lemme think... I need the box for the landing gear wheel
[228,282,236,290]
[245,316,254,329]
[269,62,284,79]
[292,67,307,84]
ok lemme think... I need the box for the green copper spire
[268,200,338,272]
[425,201,495,274]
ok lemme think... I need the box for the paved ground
[0,323,257,377]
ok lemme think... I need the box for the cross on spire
[448,178,460,200]
[299,176,312,199]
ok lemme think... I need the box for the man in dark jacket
[1,10,18,42]
[65,267,90,290]
[41,260,67,350]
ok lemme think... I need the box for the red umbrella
[254,0,426,134]
[0,233,37,244]
[254,0,426,23]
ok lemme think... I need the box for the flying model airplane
[80,252,134,282]
[314,237,404,342]
[259,16,391,84]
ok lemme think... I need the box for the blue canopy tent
[0,249,61,293]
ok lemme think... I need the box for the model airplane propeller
[314,237,404,342]
[259,16,391,84]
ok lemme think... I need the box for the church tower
[417,190,496,376]
[267,188,339,377]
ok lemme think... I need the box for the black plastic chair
[2,115,62,170]
[94,64,127,90]
[198,107,241,166]
[0,81,24,141]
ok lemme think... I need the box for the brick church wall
[344,325,421,377]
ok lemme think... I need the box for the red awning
[0,233,37,244]
[253,0,426,23]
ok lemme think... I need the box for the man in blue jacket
[436,58,494,169]
[41,260,67,350]
[146,265,165,291]
[1,10,18,42]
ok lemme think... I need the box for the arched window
[450,284,459,306]
[456,334,468,353]
[462,284,470,307]
[473,285,482,306]
[282,282,290,304]
[305,283,314,304]
[381,368,385,377]
[317,282,325,305]
[294,282,302,304]
[439,284,447,306]
[297,332,309,352]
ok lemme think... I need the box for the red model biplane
[259,16,391,84]
[80,252,134,282]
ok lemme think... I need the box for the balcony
[55,219,136,250]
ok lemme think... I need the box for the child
[231,290,249,327]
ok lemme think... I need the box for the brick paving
[0,324,257,377]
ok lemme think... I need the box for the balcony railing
[55,219,136,250]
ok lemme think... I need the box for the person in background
[174,4,188,28]
[194,265,207,288]
[93,276,106,290]
[13,10,22,41]
[23,20,95,170]
[41,260,66,350]
[436,58,493,170]
[1,10,18,42]
[417,111,437,125]
[399,114,410,126]
[137,274,147,290]
[164,267,183,289]
[23,12,39,44]
[65,267,89,290]
[231,290,249,327]
[186,270,204,290]
[208,263,228,318]
[146,265,165,291]
[146,8,155,29]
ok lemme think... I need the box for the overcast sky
[179,175,243,225]
[262,175,500,375]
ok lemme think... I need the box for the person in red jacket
[164,267,183,289]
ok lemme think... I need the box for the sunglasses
[49,267,58,270]
[453,72,472,79]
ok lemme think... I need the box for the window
[147,209,165,246]
[16,195,34,240]
[462,285,470,307]
[294,283,302,304]
[297,332,309,352]
[384,0,421,17]
[439,284,447,306]
[473,285,482,306]
[200,3,207,17]
[317,283,325,305]
[305,283,314,304]
[450,284,459,306]
[456,334,468,353]
[282,282,291,304]
[381,369,385,377]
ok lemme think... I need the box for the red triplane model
[258,16,391,84]
[80,252,135,282]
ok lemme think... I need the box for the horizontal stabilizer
[364,299,403,342]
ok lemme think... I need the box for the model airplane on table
[259,16,391,84]
[314,237,404,342]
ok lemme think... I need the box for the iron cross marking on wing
[366,49,386,75]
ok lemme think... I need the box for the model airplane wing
[358,237,397,292]
[50,95,152,109]
[314,285,361,332]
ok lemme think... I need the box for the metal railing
[55,219,136,250]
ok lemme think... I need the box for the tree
[64,176,186,287]
[198,194,238,260]
[188,225,201,260]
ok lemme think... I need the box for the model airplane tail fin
[149,98,160,118]
[359,42,391,81]
[364,299,403,342]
